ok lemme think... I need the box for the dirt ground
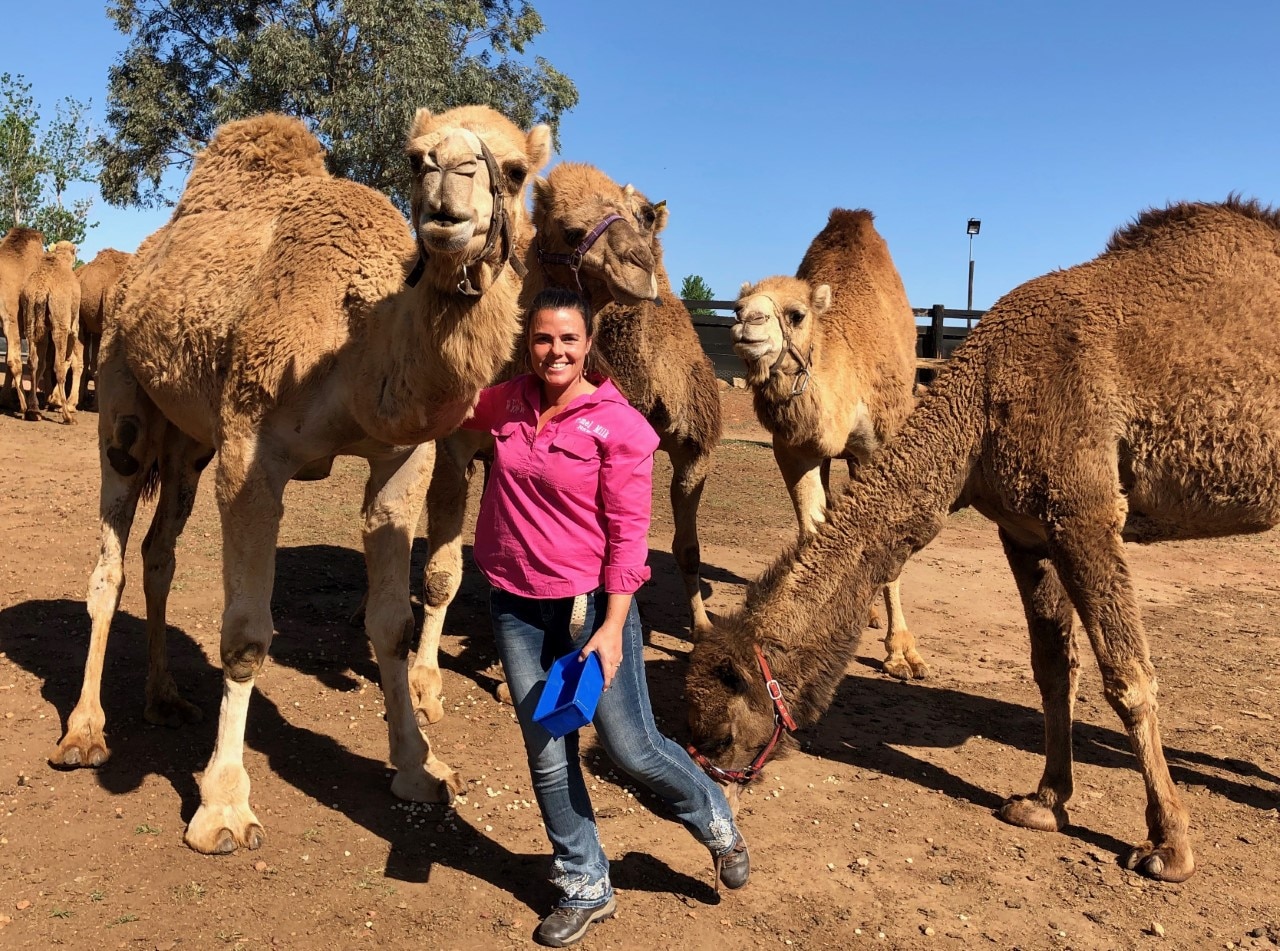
[1,386,1277,951]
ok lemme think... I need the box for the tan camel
[51,106,551,856]
[0,226,45,405]
[732,209,925,679]
[410,162,724,726]
[76,248,134,408]
[18,241,81,423]
[687,197,1280,884]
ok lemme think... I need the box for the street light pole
[966,218,981,316]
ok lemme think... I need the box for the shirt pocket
[544,430,601,492]
[493,421,532,477]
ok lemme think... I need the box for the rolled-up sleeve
[599,423,660,594]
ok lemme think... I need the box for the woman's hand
[580,593,631,689]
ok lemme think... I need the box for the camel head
[684,623,794,798]
[406,105,551,278]
[49,241,77,266]
[531,162,664,309]
[732,276,831,386]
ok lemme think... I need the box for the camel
[732,209,925,679]
[409,162,722,726]
[18,241,81,423]
[686,197,1280,884]
[0,226,45,405]
[51,106,552,856]
[76,248,134,408]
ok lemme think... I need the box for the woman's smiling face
[529,306,593,393]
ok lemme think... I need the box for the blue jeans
[490,586,739,908]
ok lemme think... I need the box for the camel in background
[687,198,1280,884]
[18,240,81,423]
[52,106,550,856]
[0,226,45,408]
[732,210,924,677]
[76,248,134,409]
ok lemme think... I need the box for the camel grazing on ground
[686,197,1280,884]
[409,162,723,726]
[51,106,551,856]
[18,241,81,423]
[76,248,134,408]
[0,226,45,406]
[732,210,925,678]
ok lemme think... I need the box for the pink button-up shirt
[464,374,660,598]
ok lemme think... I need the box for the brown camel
[732,209,925,679]
[76,248,134,408]
[18,240,81,423]
[687,197,1280,884]
[0,226,45,405]
[410,162,723,726]
[51,106,551,856]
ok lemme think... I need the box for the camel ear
[738,281,753,299]
[408,107,434,140]
[533,176,552,207]
[713,660,749,696]
[526,125,552,176]
[811,284,832,315]
[652,199,669,234]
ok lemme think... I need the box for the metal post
[967,235,975,314]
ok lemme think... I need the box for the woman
[464,287,750,948]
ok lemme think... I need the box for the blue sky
[4,1,1278,311]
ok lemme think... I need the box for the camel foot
[867,605,885,630]
[144,688,204,728]
[23,409,41,422]
[408,665,445,729]
[495,681,513,706]
[50,731,111,769]
[882,655,914,680]
[184,803,265,854]
[997,795,1068,833]
[1123,840,1195,883]
[390,758,462,803]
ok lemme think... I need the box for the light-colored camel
[76,248,134,408]
[18,241,81,423]
[51,106,551,856]
[410,162,723,726]
[0,226,45,404]
[732,209,925,678]
[687,197,1280,884]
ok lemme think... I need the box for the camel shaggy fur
[733,209,924,678]
[76,248,134,408]
[18,241,81,423]
[52,107,550,856]
[0,226,45,405]
[687,197,1280,884]
[410,162,724,726]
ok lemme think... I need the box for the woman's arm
[579,593,630,690]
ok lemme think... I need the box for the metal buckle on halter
[791,367,811,397]
[765,678,784,703]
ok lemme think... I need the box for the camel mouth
[731,337,777,362]
[419,213,478,253]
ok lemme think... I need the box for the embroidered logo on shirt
[506,398,523,415]
[577,418,610,439]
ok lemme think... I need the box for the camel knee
[423,569,460,609]
[1101,677,1158,727]
[222,642,268,682]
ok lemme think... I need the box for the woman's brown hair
[518,287,613,381]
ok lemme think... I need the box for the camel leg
[184,436,288,855]
[773,443,826,537]
[366,444,462,802]
[52,350,164,767]
[66,327,84,416]
[666,439,714,639]
[78,327,94,408]
[880,577,928,679]
[995,528,1079,833]
[413,432,481,723]
[49,324,75,424]
[21,323,41,420]
[1046,509,1191,882]
[139,431,214,727]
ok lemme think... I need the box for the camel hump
[177,113,330,215]
[826,207,876,228]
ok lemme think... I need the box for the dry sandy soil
[1,387,1277,951]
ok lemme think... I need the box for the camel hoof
[390,763,459,803]
[1123,842,1195,883]
[997,795,1067,833]
[23,410,40,422]
[495,681,513,706]
[185,801,265,855]
[881,656,914,680]
[50,736,110,769]
[413,699,446,730]
[906,654,931,680]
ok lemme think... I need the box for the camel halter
[406,139,527,295]
[734,295,814,398]
[687,643,798,786]
[535,213,626,296]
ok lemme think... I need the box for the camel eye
[564,228,586,246]
[788,309,806,325]
[641,205,656,227]
[505,162,527,188]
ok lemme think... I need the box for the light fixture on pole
[966,218,981,315]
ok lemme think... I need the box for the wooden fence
[684,300,985,382]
